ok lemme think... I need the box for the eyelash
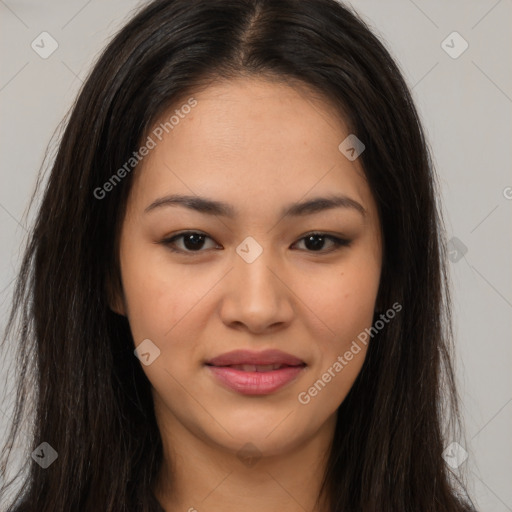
[159,231,351,255]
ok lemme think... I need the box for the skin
[111,76,382,512]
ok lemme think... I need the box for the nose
[218,246,294,334]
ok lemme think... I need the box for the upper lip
[205,349,305,367]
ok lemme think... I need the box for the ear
[106,275,127,316]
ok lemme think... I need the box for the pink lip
[205,349,306,395]
[206,365,305,395]
[206,349,304,367]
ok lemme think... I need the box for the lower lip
[206,365,305,395]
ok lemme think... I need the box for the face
[112,77,382,458]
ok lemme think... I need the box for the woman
[0,0,475,510]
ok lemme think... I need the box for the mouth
[213,363,302,372]
[205,350,307,395]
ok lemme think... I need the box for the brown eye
[161,232,219,253]
[292,233,351,253]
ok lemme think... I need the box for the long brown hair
[0,0,475,510]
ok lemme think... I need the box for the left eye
[293,233,351,252]
[160,231,351,254]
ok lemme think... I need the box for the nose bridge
[220,235,292,331]
[234,235,281,301]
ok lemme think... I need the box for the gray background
[0,0,511,510]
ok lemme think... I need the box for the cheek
[118,240,195,342]
[122,266,211,344]
[294,252,379,407]
[300,259,380,343]
[120,257,210,391]
[294,267,377,413]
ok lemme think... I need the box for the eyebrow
[144,193,366,218]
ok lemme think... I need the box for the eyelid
[292,232,351,252]
[161,230,219,253]
[160,230,352,255]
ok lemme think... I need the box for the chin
[198,410,314,455]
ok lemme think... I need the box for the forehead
[169,77,350,154]
[128,77,376,222]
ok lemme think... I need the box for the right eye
[160,231,221,254]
